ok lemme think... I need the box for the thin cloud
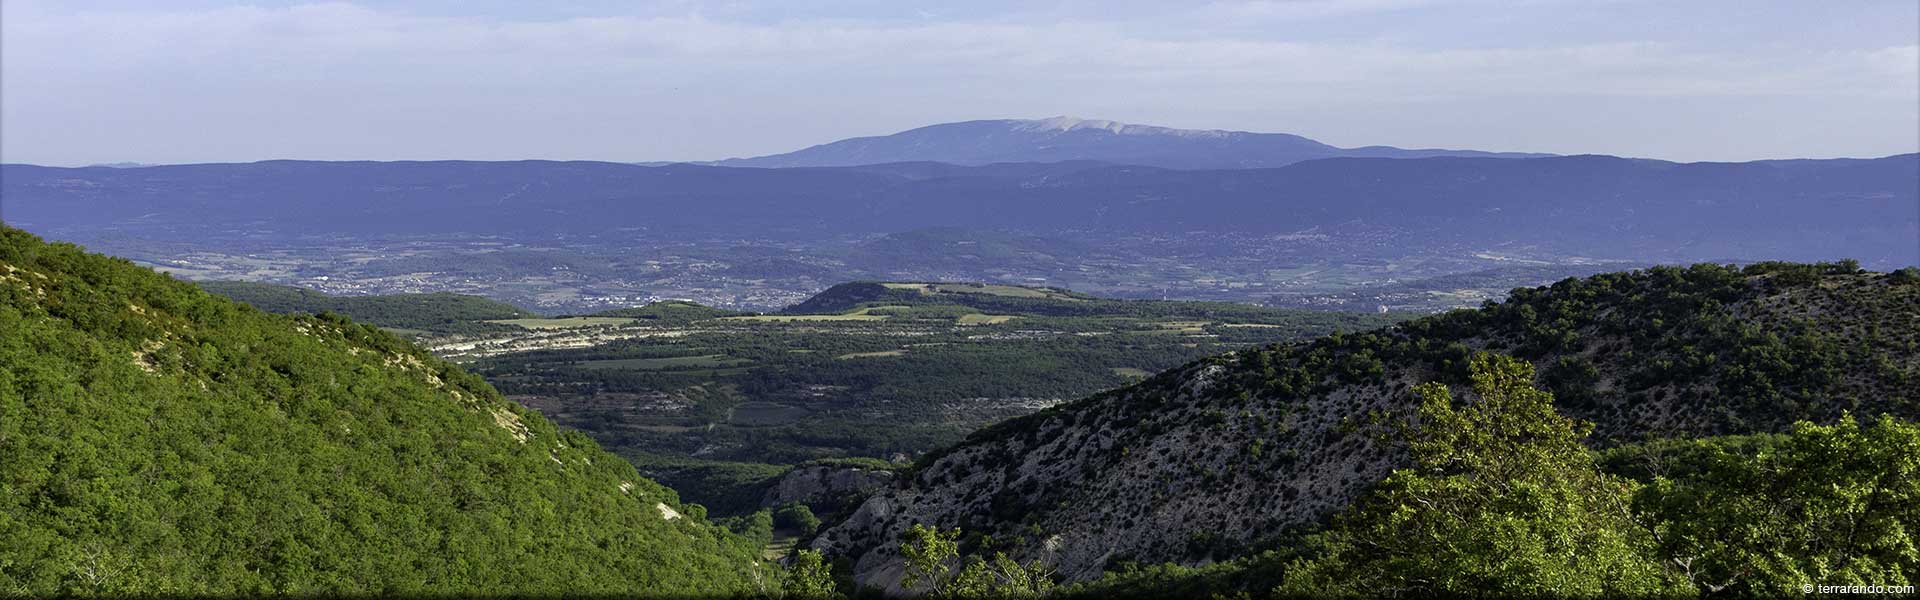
[2,1,1914,164]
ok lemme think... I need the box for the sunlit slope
[0,226,770,596]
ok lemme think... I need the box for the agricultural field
[489,316,637,329]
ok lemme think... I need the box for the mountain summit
[717,116,1548,169]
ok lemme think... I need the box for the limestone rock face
[762,465,897,509]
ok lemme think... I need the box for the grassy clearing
[730,402,809,426]
[578,355,749,370]
[489,317,636,329]
[956,313,1017,325]
[763,534,800,561]
[1111,367,1153,378]
[721,310,888,323]
[836,349,908,360]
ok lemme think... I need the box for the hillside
[0,227,778,595]
[787,280,1357,323]
[811,263,1920,588]
[716,117,1545,169]
[198,280,535,334]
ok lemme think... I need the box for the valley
[7,1,1918,595]
[197,278,1403,516]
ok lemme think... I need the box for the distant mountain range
[7,153,1914,267]
[715,116,1549,169]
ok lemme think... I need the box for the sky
[3,0,1916,166]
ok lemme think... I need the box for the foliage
[949,552,1057,600]
[0,227,771,596]
[1617,415,1920,593]
[898,524,1057,599]
[1277,354,1685,597]
[198,280,533,335]
[1221,261,1919,440]
[901,524,963,596]
[784,549,842,600]
[776,503,824,536]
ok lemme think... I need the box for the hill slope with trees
[0,227,783,596]
[813,262,1920,591]
[197,280,535,335]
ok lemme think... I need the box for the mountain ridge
[714,116,1551,169]
[8,154,1914,268]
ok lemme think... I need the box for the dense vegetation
[928,356,1918,599]
[1219,261,1920,441]
[786,281,1396,321]
[198,280,533,335]
[0,227,779,595]
[813,262,1920,593]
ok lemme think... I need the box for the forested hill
[197,280,535,334]
[786,281,1383,322]
[0,226,775,595]
[813,262,1920,589]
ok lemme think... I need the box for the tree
[784,549,841,600]
[899,525,1056,599]
[775,503,823,536]
[1631,414,1920,593]
[949,552,1057,599]
[901,524,962,596]
[1278,353,1685,597]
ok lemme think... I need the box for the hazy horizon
[4,0,1917,166]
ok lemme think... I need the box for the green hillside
[0,227,778,596]
[197,280,535,335]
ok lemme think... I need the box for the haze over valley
[8,117,1914,313]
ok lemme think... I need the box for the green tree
[1631,414,1920,594]
[784,549,841,600]
[902,524,962,596]
[1278,353,1685,597]
[949,552,1056,599]
[775,503,823,536]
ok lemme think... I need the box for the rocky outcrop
[762,465,897,510]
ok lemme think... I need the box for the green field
[956,313,1017,325]
[931,282,1078,300]
[489,316,637,329]
[578,355,750,370]
[721,313,888,322]
[837,349,908,359]
[731,402,810,426]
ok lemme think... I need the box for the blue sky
[3,0,1915,165]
